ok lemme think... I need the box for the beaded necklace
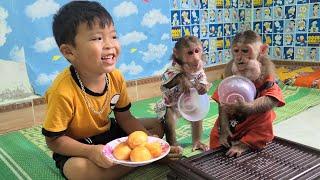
[75,70,109,115]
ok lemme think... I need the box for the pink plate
[103,136,170,167]
[218,75,256,104]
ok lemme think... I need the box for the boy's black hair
[52,1,114,47]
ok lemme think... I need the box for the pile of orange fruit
[112,131,162,162]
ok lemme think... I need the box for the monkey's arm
[191,121,209,151]
[218,103,233,148]
[234,96,278,118]
[163,73,193,93]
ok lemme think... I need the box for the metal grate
[168,137,320,180]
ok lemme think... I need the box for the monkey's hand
[232,100,253,118]
[225,141,249,157]
[195,83,208,95]
[192,141,209,151]
[222,99,252,118]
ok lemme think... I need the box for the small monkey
[210,30,285,157]
[155,36,210,152]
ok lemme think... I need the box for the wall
[0,60,36,105]
[0,0,173,96]
[0,0,319,105]
[168,0,320,64]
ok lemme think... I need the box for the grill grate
[168,137,320,180]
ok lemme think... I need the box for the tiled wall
[169,0,320,64]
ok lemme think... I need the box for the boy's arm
[114,110,149,135]
[45,135,113,168]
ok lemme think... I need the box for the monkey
[155,36,210,152]
[209,30,285,157]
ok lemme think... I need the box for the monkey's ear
[260,44,269,56]
[60,44,76,63]
[173,48,178,57]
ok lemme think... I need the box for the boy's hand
[88,145,114,168]
[192,141,209,151]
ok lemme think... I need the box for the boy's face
[64,21,120,76]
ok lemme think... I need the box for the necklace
[75,70,109,115]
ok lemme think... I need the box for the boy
[42,1,168,179]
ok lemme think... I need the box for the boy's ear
[60,44,75,62]
[260,44,269,56]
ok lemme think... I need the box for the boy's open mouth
[101,54,115,64]
[101,54,114,60]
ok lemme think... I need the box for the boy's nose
[103,38,114,49]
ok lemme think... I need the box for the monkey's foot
[192,141,209,151]
[225,141,249,157]
[166,145,183,160]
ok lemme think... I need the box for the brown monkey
[210,30,285,157]
[155,36,210,152]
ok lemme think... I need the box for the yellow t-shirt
[42,66,131,139]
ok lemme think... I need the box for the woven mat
[1,81,320,180]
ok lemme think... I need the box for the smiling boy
[42,1,165,179]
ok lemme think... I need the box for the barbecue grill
[168,137,320,180]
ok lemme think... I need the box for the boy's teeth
[102,55,113,60]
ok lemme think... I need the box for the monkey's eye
[241,49,249,53]
[187,48,201,55]
[187,51,194,55]
[233,48,239,53]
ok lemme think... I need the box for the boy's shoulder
[109,68,122,76]
[46,66,74,96]
[108,68,125,82]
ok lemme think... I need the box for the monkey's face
[176,43,204,73]
[231,42,265,81]
[232,42,261,67]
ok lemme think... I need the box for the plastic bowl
[178,88,210,121]
[218,75,256,104]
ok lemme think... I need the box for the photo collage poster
[254,0,320,61]
[169,0,320,67]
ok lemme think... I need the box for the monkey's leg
[164,107,178,146]
[191,120,209,151]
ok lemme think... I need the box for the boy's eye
[92,37,102,41]
[113,36,118,39]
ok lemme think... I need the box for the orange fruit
[112,142,132,160]
[145,142,162,158]
[130,146,152,162]
[127,131,148,149]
